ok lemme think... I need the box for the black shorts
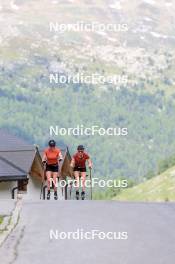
[74,167,86,172]
[46,164,59,172]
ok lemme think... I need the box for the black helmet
[77,145,85,151]
[48,140,56,147]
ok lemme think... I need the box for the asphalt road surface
[0,200,175,264]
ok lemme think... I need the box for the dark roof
[0,129,33,151]
[0,129,35,181]
[0,158,26,181]
[0,150,35,172]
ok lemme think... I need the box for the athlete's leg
[46,171,52,199]
[81,172,86,192]
[74,171,80,191]
[53,172,58,192]
[74,171,80,200]
[46,171,52,191]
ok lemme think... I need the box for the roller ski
[47,190,50,200]
[81,191,85,200]
[76,191,79,200]
[54,191,58,200]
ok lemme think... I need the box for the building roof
[0,158,26,181]
[0,129,73,182]
[0,129,34,181]
[0,150,35,173]
[0,129,33,151]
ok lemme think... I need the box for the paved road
[0,200,175,264]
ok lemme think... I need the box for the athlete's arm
[58,151,63,162]
[87,158,92,169]
[70,157,75,168]
[42,153,47,164]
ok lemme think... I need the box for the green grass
[0,216,4,225]
[113,166,175,202]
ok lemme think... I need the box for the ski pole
[40,181,43,200]
[40,162,46,199]
[89,168,92,200]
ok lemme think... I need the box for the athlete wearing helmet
[42,140,63,200]
[70,145,92,200]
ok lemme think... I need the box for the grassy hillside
[0,216,3,225]
[114,166,175,202]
